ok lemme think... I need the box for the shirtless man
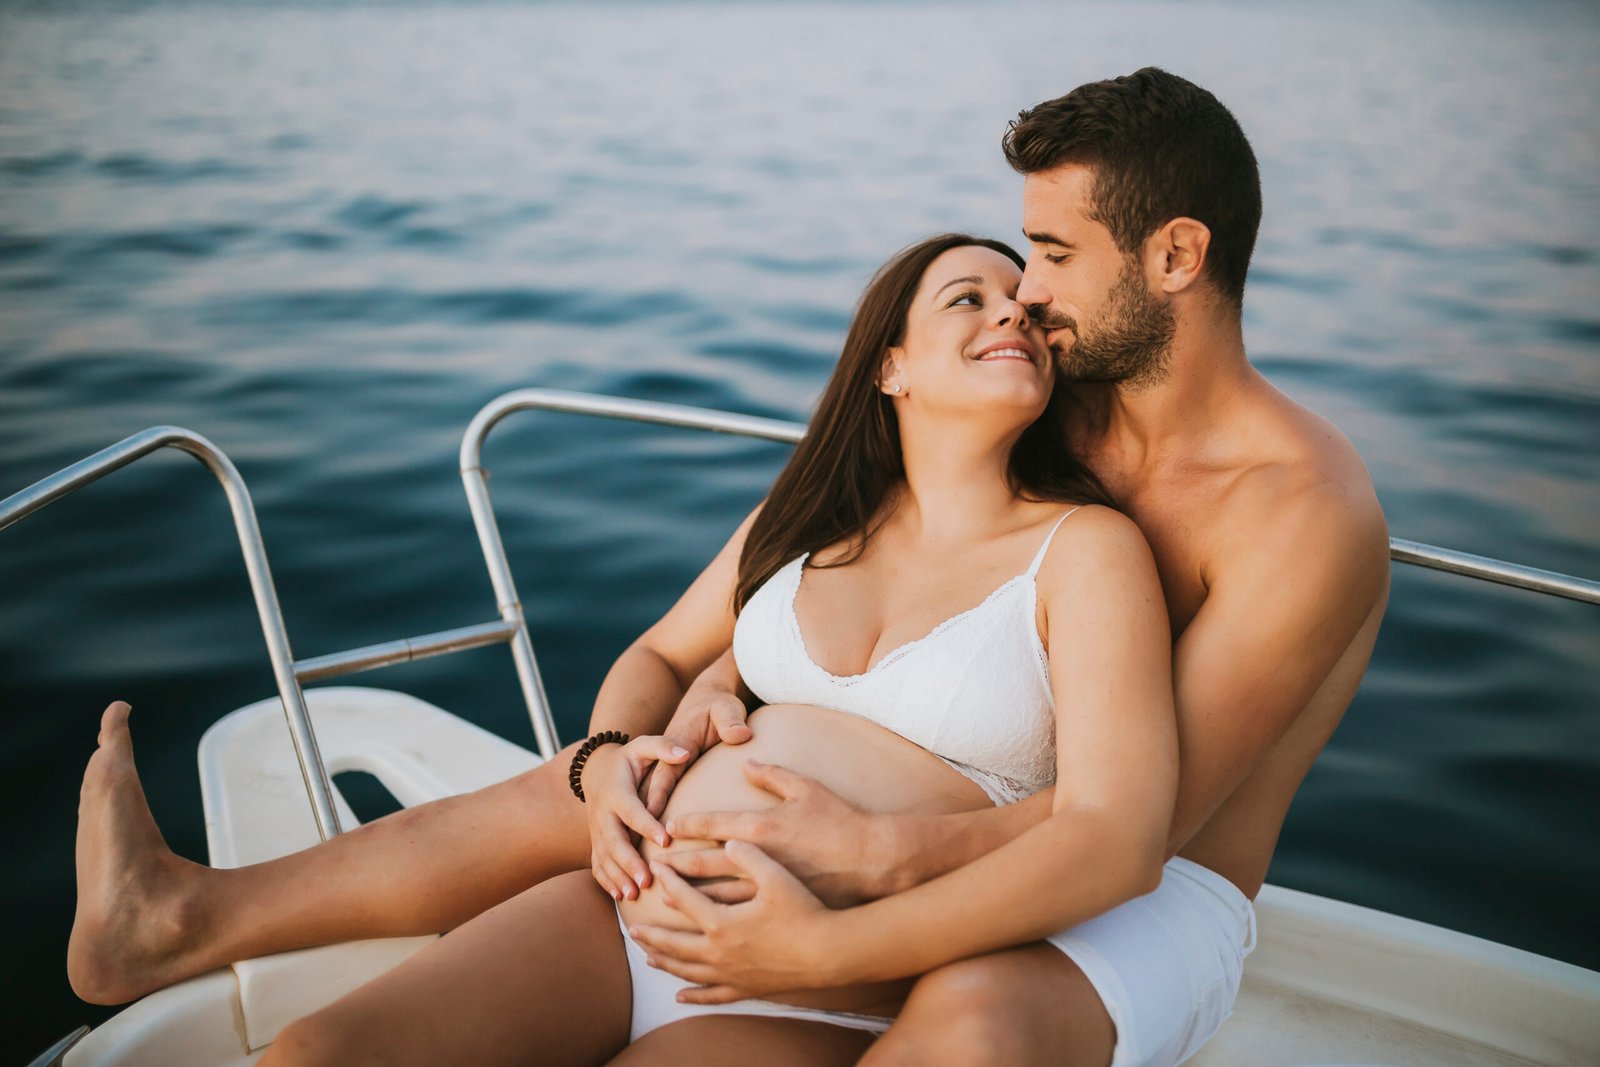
[71,68,1388,1067]
[607,68,1391,1066]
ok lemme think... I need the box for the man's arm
[872,789,1053,894]
[666,774,1055,903]
[1162,471,1389,850]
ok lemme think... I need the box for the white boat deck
[1202,976,1543,1066]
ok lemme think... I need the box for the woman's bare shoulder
[1037,504,1159,593]
[1052,503,1147,549]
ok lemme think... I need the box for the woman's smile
[972,339,1038,365]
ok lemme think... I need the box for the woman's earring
[889,383,901,394]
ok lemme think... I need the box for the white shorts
[1046,857,1258,1067]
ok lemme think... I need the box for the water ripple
[0,233,49,261]
[741,253,856,276]
[5,348,204,393]
[0,150,85,177]
[92,152,258,184]
[199,286,701,329]
[1315,226,1440,257]
[1544,316,1600,344]
[336,195,428,231]
[76,224,254,260]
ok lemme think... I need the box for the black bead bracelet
[568,730,630,802]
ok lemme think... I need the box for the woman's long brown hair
[734,233,1114,611]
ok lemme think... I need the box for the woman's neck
[891,417,1025,544]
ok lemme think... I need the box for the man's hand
[644,663,754,817]
[628,841,837,1004]
[661,760,892,907]
[582,736,692,901]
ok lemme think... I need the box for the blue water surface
[1,0,1596,1057]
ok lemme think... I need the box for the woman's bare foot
[67,701,214,1004]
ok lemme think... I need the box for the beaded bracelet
[567,730,630,802]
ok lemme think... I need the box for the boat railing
[469,390,1600,607]
[0,427,344,842]
[3,388,1597,843]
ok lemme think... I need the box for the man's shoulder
[1212,391,1389,576]
[1228,445,1375,527]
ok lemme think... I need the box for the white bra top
[732,508,1080,806]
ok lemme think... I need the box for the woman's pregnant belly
[617,703,993,1016]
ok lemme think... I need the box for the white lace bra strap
[1025,506,1085,578]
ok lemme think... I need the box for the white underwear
[615,907,893,1042]
[936,755,1034,806]
[1046,857,1257,1067]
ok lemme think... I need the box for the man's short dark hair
[1004,67,1261,313]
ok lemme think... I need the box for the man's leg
[69,701,591,1004]
[260,871,631,1067]
[861,945,1114,1067]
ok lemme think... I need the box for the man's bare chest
[1106,482,1217,635]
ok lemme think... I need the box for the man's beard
[1037,261,1176,389]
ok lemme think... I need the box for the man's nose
[1017,260,1050,313]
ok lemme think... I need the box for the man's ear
[1149,217,1211,295]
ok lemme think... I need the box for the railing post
[0,428,343,841]
[457,388,808,757]
[460,403,561,760]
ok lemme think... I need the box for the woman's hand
[628,841,839,1003]
[643,665,754,817]
[582,736,692,901]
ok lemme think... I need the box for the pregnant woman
[260,232,1177,1066]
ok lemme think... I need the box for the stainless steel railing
[0,427,344,841]
[1388,539,1600,604]
[463,390,1600,606]
[458,390,806,759]
[4,390,1597,842]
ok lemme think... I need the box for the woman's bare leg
[606,1017,876,1067]
[261,871,631,1067]
[69,701,590,1004]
